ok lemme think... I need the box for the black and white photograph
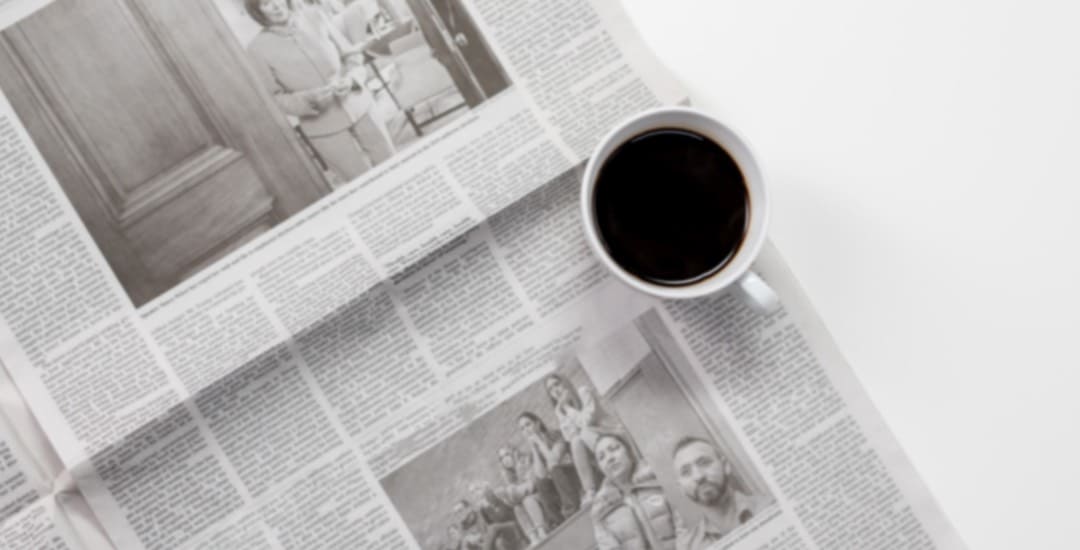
[379,308,775,550]
[582,309,778,549]
[0,0,510,306]
[218,0,511,183]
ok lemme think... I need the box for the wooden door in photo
[0,0,330,306]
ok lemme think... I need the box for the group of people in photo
[427,374,770,550]
[431,374,612,550]
[239,0,508,185]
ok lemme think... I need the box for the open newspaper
[0,0,965,548]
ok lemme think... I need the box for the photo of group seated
[380,309,777,550]
[0,0,510,307]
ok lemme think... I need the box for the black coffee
[593,128,748,286]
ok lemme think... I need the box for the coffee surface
[593,128,748,286]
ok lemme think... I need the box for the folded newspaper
[0,0,965,548]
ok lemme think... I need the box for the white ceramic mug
[580,106,780,313]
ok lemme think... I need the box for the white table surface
[621,1,1080,548]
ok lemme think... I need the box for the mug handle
[736,270,781,314]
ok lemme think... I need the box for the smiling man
[672,437,770,550]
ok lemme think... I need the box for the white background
[621,0,1080,548]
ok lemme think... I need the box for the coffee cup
[580,107,779,313]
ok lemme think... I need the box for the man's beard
[693,479,728,506]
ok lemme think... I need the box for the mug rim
[580,106,769,300]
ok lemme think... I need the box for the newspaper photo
[0,0,966,548]
[5,0,517,308]
[380,311,779,550]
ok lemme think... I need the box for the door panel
[143,0,330,215]
[10,0,212,199]
[0,0,329,306]
[127,157,272,277]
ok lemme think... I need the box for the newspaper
[0,0,965,548]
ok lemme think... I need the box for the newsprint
[0,0,965,549]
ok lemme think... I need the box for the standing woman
[245,0,395,183]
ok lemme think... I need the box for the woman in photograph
[590,432,683,550]
[245,0,396,183]
[442,524,463,550]
[544,373,624,503]
[460,510,522,550]
[495,446,551,542]
[467,482,528,550]
[517,411,583,519]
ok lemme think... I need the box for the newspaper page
[0,0,965,549]
[0,498,81,550]
[0,0,680,465]
[0,364,94,549]
[341,171,967,550]
[0,393,47,527]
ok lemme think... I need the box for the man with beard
[672,438,770,550]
